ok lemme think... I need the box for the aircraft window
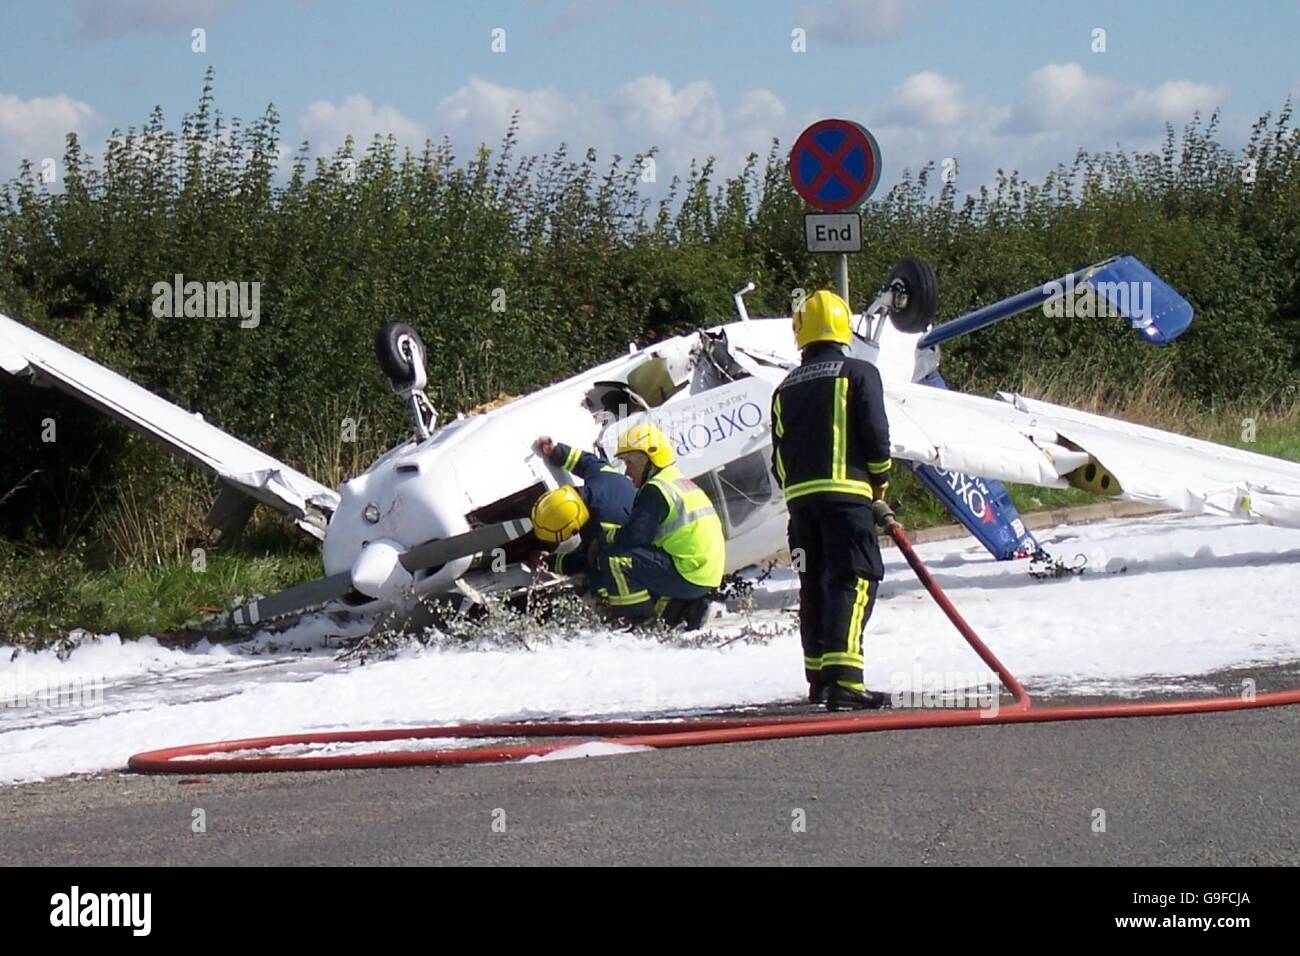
[703,332,750,380]
[627,357,687,407]
[584,382,648,419]
[694,451,774,536]
[694,332,751,390]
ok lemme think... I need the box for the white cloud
[298,95,428,155]
[611,77,724,144]
[1006,63,1124,133]
[1007,64,1224,136]
[70,0,242,41]
[299,77,782,185]
[0,92,98,180]
[868,64,1229,193]
[798,0,927,46]
[431,75,788,181]
[435,77,592,154]
[877,72,1008,130]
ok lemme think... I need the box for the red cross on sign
[789,119,882,211]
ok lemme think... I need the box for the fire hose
[128,503,1300,774]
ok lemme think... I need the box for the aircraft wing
[0,313,338,538]
[886,382,1300,527]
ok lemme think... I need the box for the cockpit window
[694,451,775,537]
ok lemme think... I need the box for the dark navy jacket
[546,442,637,574]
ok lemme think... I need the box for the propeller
[229,518,534,626]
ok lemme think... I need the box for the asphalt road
[2,689,1297,866]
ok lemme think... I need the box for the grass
[0,542,321,649]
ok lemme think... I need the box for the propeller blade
[228,518,535,626]
[230,571,352,626]
[399,517,533,572]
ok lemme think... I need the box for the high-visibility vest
[646,465,725,587]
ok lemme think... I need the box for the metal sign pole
[835,253,849,307]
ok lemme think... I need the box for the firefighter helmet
[531,486,590,544]
[793,289,853,349]
[615,422,675,469]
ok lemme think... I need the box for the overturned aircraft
[3,255,1299,626]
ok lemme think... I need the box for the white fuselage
[322,315,927,602]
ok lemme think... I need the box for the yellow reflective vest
[646,465,725,587]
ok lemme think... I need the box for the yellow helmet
[793,289,853,349]
[531,486,590,544]
[616,422,675,468]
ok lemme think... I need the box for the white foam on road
[1,513,1298,784]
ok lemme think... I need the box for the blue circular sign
[789,119,882,211]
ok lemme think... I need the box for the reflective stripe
[783,478,875,502]
[606,553,650,604]
[646,465,725,587]
[563,445,581,471]
[773,395,784,438]
[608,589,651,606]
[774,447,786,485]
[654,596,671,615]
[832,377,848,481]
[658,504,718,537]
[607,554,634,598]
[847,578,870,657]
[601,522,619,543]
[822,651,864,669]
[867,458,892,475]
[552,552,566,574]
[803,655,823,672]
[648,474,691,531]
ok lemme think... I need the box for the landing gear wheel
[375,322,426,388]
[887,258,938,334]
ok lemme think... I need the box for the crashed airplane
[3,255,1300,627]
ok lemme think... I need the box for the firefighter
[530,436,637,584]
[593,422,725,626]
[770,289,892,711]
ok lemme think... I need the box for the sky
[0,0,1298,195]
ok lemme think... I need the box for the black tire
[375,321,425,387]
[887,257,938,334]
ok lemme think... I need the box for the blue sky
[1,0,1298,194]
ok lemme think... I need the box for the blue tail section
[918,254,1194,350]
[910,371,1040,560]
[1082,255,1192,345]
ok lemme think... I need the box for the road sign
[789,119,882,211]
[804,213,862,252]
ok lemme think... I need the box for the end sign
[804,213,861,253]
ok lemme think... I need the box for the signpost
[789,119,882,305]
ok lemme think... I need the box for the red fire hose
[128,511,1300,774]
